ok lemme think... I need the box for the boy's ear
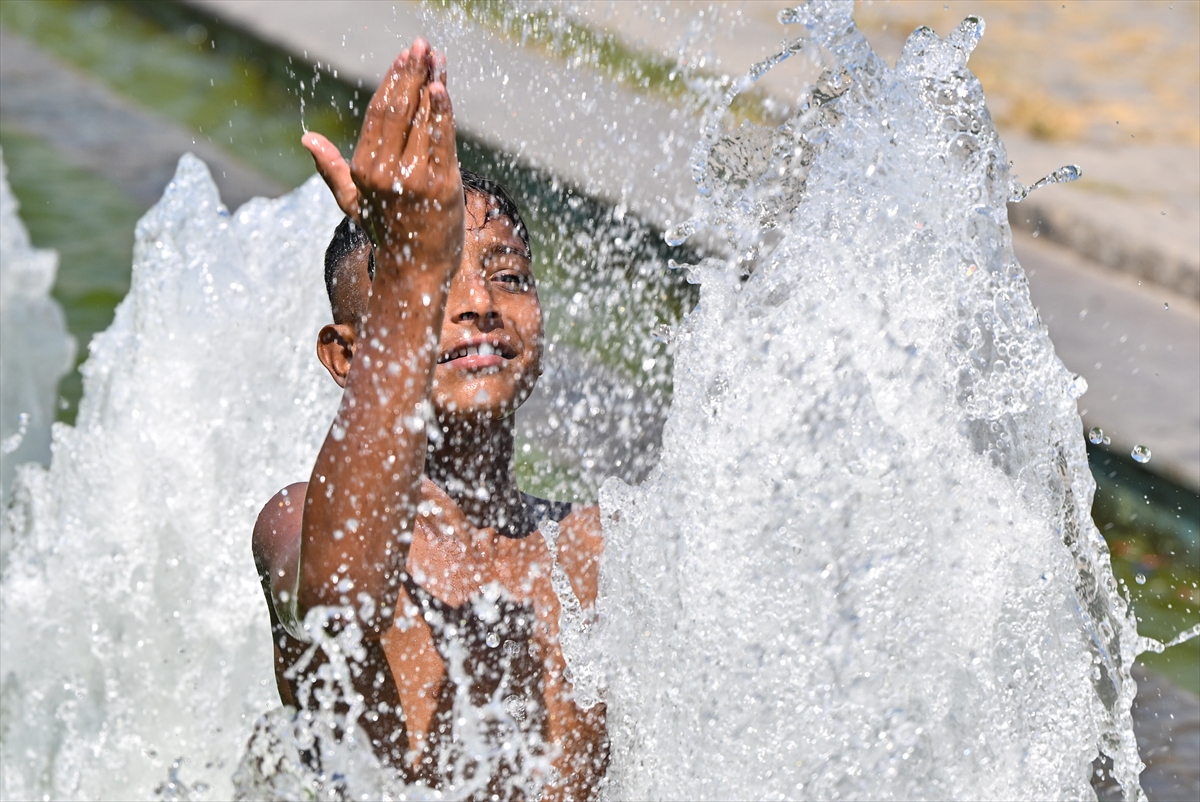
[316,323,358,388]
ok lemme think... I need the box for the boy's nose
[448,266,499,326]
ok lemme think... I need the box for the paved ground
[1017,232,1199,489]
[571,0,1200,299]
[1122,664,1200,802]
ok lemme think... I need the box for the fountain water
[0,2,1149,799]
[0,159,342,799]
[596,4,1142,799]
[0,149,75,513]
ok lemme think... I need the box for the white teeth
[440,342,502,363]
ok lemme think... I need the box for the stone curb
[1009,200,1199,301]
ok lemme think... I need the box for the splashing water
[0,2,1151,800]
[1,159,343,799]
[597,4,1143,800]
[0,148,75,513]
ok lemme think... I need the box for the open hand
[303,39,463,266]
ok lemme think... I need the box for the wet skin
[252,40,606,800]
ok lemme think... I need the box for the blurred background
[1,0,1196,787]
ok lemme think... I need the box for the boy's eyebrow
[482,242,531,261]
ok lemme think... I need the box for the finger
[376,41,430,178]
[352,50,404,169]
[402,82,435,186]
[409,47,453,179]
[302,132,360,220]
[424,43,444,86]
[424,81,459,184]
[352,48,419,184]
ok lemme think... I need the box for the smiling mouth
[437,341,516,365]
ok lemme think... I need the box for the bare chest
[380,520,565,754]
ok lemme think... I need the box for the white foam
[0,147,75,515]
[596,5,1142,800]
[1,156,342,800]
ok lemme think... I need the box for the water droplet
[1135,573,1147,585]
[665,221,695,247]
[1131,445,1151,464]
[1088,427,1104,445]
[1161,211,1166,216]
[0,412,30,455]
[1163,302,1169,310]
[485,631,500,648]
[1011,164,1082,202]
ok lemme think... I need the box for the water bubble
[1,412,30,456]
[1088,427,1104,445]
[485,631,500,648]
[185,24,208,47]
[1163,302,1169,310]
[1131,445,1151,464]
[1135,573,1147,585]
[665,221,695,247]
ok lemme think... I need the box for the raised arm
[297,40,463,637]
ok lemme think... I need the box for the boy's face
[430,191,543,424]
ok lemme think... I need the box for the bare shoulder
[555,503,603,609]
[253,482,307,596]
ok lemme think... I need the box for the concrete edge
[1009,200,1200,301]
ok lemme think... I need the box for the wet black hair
[323,168,530,317]
[460,168,530,258]
[323,216,373,305]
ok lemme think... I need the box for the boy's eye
[495,273,531,291]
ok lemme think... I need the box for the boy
[252,40,606,800]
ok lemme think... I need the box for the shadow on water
[1,0,1196,695]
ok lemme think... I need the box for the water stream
[0,1,1181,799]
[599,5,1141,798]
